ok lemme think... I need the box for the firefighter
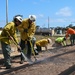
[35,38,52,52]
[0,15,22,69]
[55,37,66,47]
[17,15,36,64]
[65,27,75,46]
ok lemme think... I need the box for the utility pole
[6,0,8,23]
[48,16,50,29]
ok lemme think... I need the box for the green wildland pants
[1,41,11,67]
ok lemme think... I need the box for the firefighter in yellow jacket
[0,15,22,69]
[17,15,36,63]
[35,38,52,52]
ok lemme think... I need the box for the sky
[0,0,75,28]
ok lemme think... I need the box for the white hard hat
[14,15,23,23]
[29,15,36,21]
[15,16,22,22]
[47,38,52,44]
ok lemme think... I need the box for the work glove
[24,29,28,33]
[17,45,22,52]
[27,37,31,40]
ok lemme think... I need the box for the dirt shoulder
[0,44,75,75]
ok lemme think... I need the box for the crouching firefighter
[35,38,52,52]
[55,37,66,47]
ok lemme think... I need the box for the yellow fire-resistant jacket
[0,22,19,44]
[36,39,49,47]
[17,19,36,41]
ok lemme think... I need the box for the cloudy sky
[0,0,75,28]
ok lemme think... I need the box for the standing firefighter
[35,38,52,52]
[0,15,22,69]
[17,15,36,64]
[65,27,75,46]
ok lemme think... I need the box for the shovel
[9,36,33,63]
